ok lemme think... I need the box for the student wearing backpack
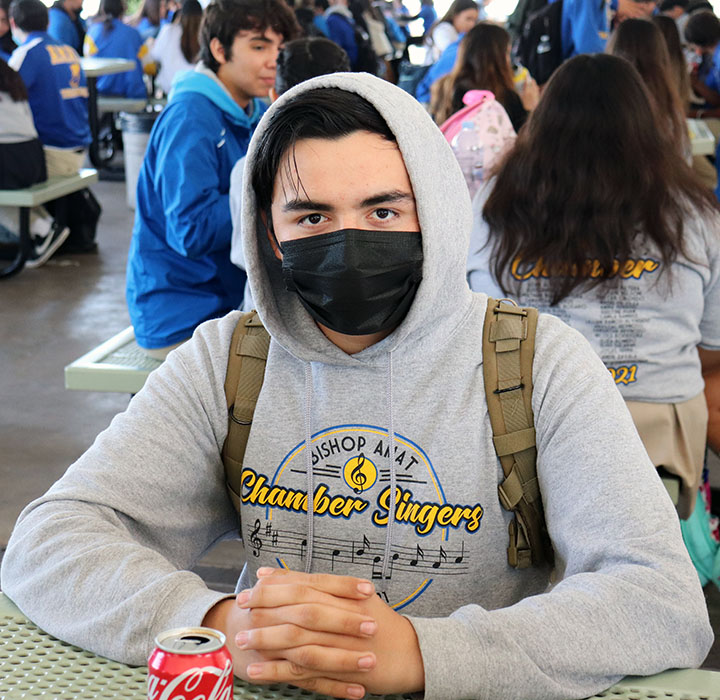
[2,72,713,700]
[468,54,720,522]
[430,22,539,129]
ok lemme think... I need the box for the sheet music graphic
[246,520,468,579]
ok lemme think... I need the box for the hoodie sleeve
[152,105,234,259]
[0,316,242,666]
[407,314,713,700]
[229,156,247,271]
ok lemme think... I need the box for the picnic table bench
[0,168,98,279]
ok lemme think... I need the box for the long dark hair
[437,0,477,26]
[431,22,513,124]
[99,0,123,33]
[606,19,688,155]
[0,57,28,101]
[482,54,718,304]
[652,14,690,108]
[179,0,201,62]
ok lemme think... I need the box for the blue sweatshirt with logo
[48,4,86,53]
[126,64,265,349]
[9,32,90,149]
[84,18,147,98]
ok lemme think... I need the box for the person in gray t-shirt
[468,53,720,517]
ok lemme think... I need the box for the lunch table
[1,592,718,699]
[79,57,137,170]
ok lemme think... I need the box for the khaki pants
[626,392,708,519]
[0,147,86,236]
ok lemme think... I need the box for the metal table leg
[0,207,30,279]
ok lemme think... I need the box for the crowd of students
[1,0,720,697]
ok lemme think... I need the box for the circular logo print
[343,453,377,494]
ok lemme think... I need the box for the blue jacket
[126,66,266,349]
[560,0,616,58]
[48,3,86,53]
[326,9,358,67]
[415,37,460,103]
[84,19,147,98]
[136,16,162,41]
[9,32,90,148]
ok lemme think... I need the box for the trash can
[119,111,159,210]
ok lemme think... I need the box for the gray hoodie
[1,74,713,700]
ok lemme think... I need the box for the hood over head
[242,72,473,366]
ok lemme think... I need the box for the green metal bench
[0,169,99,279]
[64,326,161,394]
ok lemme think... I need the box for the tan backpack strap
[483,297,553,569]
[222,311,270,514]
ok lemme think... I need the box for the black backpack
[507,0,549,41]
[516,0,564,86]
[45,188,102,254]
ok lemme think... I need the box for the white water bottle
[451,121,484,197]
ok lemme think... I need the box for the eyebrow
[281,190,415,213]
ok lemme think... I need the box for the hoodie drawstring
[304,362,315,573]
[380,350,396,589]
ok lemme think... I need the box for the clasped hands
[203,567,424,699]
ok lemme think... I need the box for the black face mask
[279,228,423,336]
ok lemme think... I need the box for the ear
[209,36,227,66]
[269,87,279,103]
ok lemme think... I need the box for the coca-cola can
[147,626,233,700]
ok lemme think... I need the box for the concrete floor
[0,177,719,672]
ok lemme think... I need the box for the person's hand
[520,76,540,111]
[203,569,384,699]
[238,568,425,697]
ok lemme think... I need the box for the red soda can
[147,627,233,700]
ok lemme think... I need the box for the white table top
[80,57,136,78]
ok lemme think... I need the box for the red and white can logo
[148,627,233,700]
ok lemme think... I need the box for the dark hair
[607,19,688,155]
[430,22,513,124]
[9,0,48,32]
[275,37,349,94]
[138,0,164,26]
[199,0,300,73]
[684,9,720,46]
[179,0,202,62]
[0,56,27,100]
[251,87,395,213]
[99,0,123,33]
[658,0,688,9]
[437,0,477,25]
[652,14,690,105]
[0,1,18,55]
[482,54,718,305]
[686,0,713,13]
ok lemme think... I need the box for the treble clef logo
[351,453,368,494]
[250,519,263,557]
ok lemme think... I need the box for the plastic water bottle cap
[461,121,475,129]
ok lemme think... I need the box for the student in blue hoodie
[126,0,299,358]
[83,0,147,98]
[47,0,85,52]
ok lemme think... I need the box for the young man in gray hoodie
[1,73,713,700]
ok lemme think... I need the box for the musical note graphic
[331,548,341,571]
[250,519,262,557]
[410,544,425,567]
[454,542,464,564]
[356,534,371,557]
[432,546,447,569]
[350,453,368,493]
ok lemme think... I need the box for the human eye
[298,213,328,226]
[371,208,399,222]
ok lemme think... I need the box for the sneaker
[25,223,70,269]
